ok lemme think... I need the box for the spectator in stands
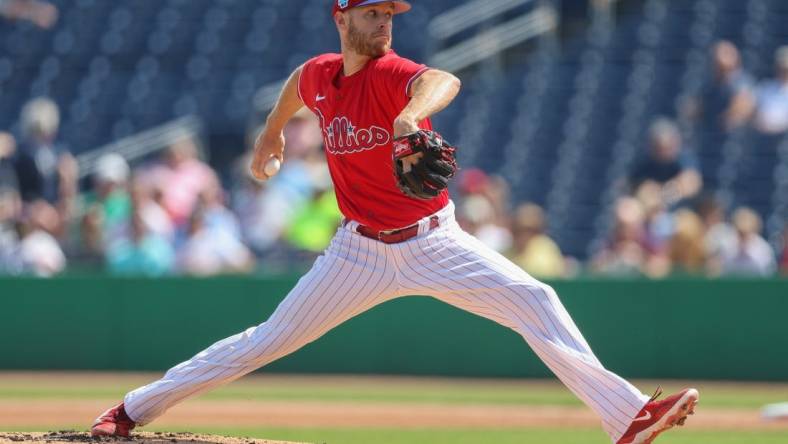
[198,181,242,242]
[455,168,513,253]
[0,132,20,273]
[667,209,706,275]
[75,202,104,272]
[231,162,280,254]
[720,207,776,276]
[280,155,337,257]
[0,0,57,29]
[176,205,255,276]
[507,203,565,278]
[695,194,736,275]
[685,41,755,132]
[458,169,512,226]
[14,199,66,276]
[630,118,702,208]
[88,153,132,249]
[0,186,21,274]
[285,187,342,254]
[457,195,512,253]
[140,136,220,228]
[590,197,651,276]
[67,153,133,271]
[129,178,175,244]
[14,98,78,211]
[233,110,327,255]
[480,175,513,251]
[266,108,327,209]
[106,206,174,277]
[634,181,674,255]
[281,107,325,161]
[0,133,20,273]
[0,132,19,194]
[752,46,788,135]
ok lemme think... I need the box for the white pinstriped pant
[124,202,648,442]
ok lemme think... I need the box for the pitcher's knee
[538,283,560,300]
[244,323,314,365]
[500,282,566,325]
[508,280,555,300]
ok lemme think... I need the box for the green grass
[0,375,785,409]
[2,373,788,444]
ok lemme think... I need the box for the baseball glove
[392,130,458,200]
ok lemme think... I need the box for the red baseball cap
[332,0,412,16]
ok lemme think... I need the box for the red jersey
[298,50,449,231]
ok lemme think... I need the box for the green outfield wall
[1,277,786,380]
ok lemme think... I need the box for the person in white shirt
[721,207,777,276]
[753,47,788,134]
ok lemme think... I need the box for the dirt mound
[0,432,306,444]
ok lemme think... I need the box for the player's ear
[334,11,347,29]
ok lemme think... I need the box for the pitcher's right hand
[250,131,285,181]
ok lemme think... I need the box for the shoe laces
[648,386,663,403]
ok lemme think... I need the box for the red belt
[347,216,440,244]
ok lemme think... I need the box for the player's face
[346,4,394,58]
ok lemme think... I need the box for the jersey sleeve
[381,55,431,99]
[298,57,318,110]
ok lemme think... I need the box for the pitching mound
[0,432,306,444]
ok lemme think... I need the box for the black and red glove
[392,130,458,200]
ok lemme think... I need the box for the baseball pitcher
[91,2,698,443]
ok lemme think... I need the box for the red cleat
[616,387,699,444]
[90,402,136,437]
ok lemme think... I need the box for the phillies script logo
[315,109,390,155]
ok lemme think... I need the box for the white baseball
[264,157,281,177]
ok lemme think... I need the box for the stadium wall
[1,277,786,380]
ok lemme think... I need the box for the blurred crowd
[455,166,785,279]
[0,39,787,278]
[455,40,788,279]
[0,101,337,277]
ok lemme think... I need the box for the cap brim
[356,0,412,14]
